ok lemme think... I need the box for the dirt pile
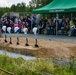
[0,37,76,59]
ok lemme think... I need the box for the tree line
[0,0,53,18]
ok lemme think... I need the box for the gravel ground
[2,33,76,44]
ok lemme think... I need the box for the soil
[0,37,76,60]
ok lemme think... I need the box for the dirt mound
[0,37,76,59]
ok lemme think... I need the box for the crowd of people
[38,16,76,36]
[0,15,32,33]
[0,15,76,36]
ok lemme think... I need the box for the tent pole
[56,13,59,36]
[71,13,72,20]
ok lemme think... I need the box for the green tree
[10,4,16,12]
[29,0,53,10]
[40,0,53,6]
[10,2,27,12]
[21,2,26,12]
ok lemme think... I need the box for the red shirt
[10,24,14,28]
[18,23,22,28]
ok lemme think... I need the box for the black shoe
[4,40,7,43]
[25,43,29,46]
[17,42,19,45]
[35,44,39,47]
[9,42,12,44]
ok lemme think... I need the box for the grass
[0,54,76,75]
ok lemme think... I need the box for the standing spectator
[15,16,19,23]
[39,21,45,34]
[10,20,14,33]
[68,24,76,36]
[27,17,31,33]
[18,20,22,33]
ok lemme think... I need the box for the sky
[0,0,31,7]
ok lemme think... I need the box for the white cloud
[0,0,8,7]
[0,0,31,7]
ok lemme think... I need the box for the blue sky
[0,0,31,7]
